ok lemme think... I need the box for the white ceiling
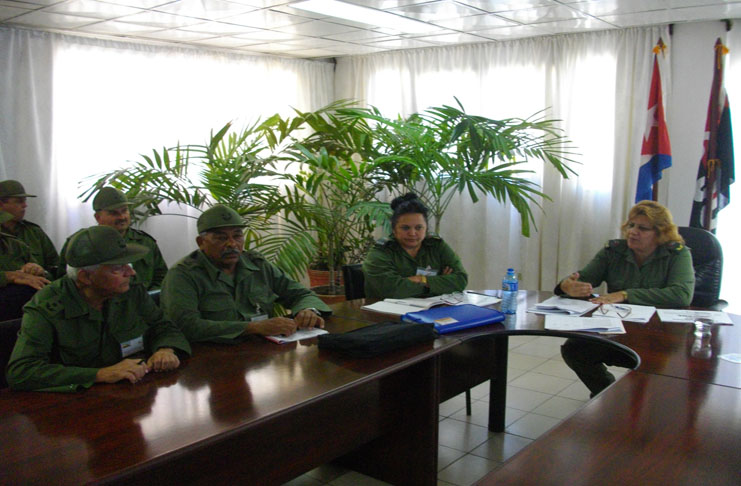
[1,0,739,59]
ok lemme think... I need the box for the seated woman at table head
[362,192,468,299]
[556,200,694,307]
[558,200,695,398]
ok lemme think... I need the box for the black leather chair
[678,226,727,310]
[0,318,22,388]
[342,264,366,300]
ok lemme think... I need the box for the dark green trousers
[561,338,635,398]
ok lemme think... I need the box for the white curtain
[0,26,335,264]
[336,27,666,292]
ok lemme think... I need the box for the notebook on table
[401,304,505,334]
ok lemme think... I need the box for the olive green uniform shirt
[8,220,59,275]
[59,227,168,289]
[1,232,35,287]
[363,235,468,300]
[161,250,332,344]
[6,277,191,392]
[558,239,695,307]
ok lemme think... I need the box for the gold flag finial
[653,38,667,56]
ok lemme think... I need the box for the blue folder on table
[401,304,505,334]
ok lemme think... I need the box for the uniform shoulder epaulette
[20,220,42,229]
[244,250,267,262]
[424,234,442,242]
[605,239,627,250]
[129,227,157,241]
[665,241,684,252]
[374,237,391,247]
[39,292,64,316]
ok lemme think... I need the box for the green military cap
[197,205,247,233]
[0,180,36,198]
[0,210,13,225]
[66,225,149,267]
[92,187,131,211]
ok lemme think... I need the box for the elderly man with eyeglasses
[7,225,191,392]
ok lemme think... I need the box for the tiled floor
[282,335,628,486]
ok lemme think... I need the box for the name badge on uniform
[250,314,268,322]
[121,335,144,358]
[416,266,438,277]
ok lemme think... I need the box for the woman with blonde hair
[557,200,695,397]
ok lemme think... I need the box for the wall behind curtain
[0,26,335,264]
[336,27,665,292]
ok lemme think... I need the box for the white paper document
[594,303,656,324]
[528,296,598,316]
[362,291,501,316]
[656,309,733,325]
[545,315,626,334]
[265,328,328,344]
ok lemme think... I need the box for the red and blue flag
[635,52,672,203]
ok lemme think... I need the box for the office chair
[342,263,476,414]
[677,226,727,310]
[341,264,366,301]
[0,318,22,388]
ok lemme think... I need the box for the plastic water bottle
[501,268,518,314]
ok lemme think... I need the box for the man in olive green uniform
[0,180,59,275]
[58,187,168,290]
[7,225,191,392]
[363,235,468,299]
[161,205,331,344]
[1,211,51,320]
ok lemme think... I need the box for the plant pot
[307,268,344,288]
[310,284,346,305]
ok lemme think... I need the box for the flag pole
[703,39,726,229]
[651,38,667,201]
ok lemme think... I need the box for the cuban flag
[635,54,672,203]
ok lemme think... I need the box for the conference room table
[1,291,739,485]
[0,314,459,486]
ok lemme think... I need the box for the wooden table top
[476,370,741,486]
[0,315,458,485]
[333,290,741,388]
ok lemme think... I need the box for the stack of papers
[362,291,501,316]
[657,309,733,324]
[545,315,626,334]
[528,296,598,316]
[265,328,328,344]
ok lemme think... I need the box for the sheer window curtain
[336,27,665,292]
[0,26,335,264]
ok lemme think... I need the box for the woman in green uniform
[362,193,467,299]
[557,200,695,397]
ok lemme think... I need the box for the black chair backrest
[342,264,366,301]
[0,318,22,388]
[677,226,723,308]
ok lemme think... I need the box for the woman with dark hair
[558,200,695,397]
[362,193,467,299]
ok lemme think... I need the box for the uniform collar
[195,249,257,282]
[60,277,116,320]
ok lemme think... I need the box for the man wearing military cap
[1,211,51,320]
[7,225,191,392]
[57,187,168,290]
[0,180,60,275]
[161,204,331,343]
